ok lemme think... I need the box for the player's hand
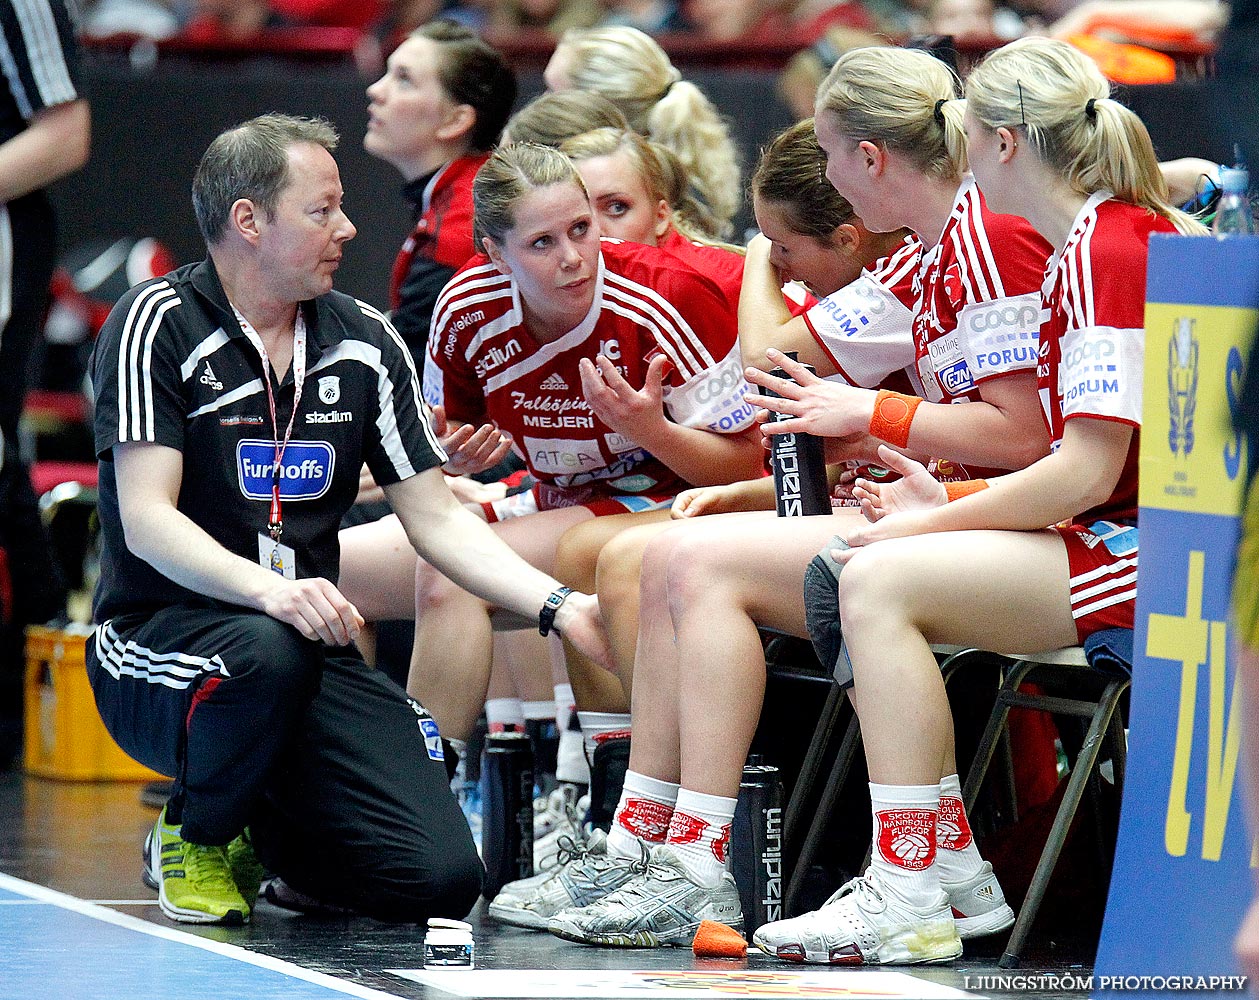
[851,445,946,523]
[445,474,509,506]
[671,480,766,518]
[834,508,932,562]
[579,354,668,443]
[745,349,874,439]
[431,404,513,476]
[552,590,612,669]
[260,577,365,646]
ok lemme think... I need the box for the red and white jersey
[805,234,922,392]
[424,239,754,500]
[1039,192,1174,523]
[657,227,745,309]
[912,177,1051,404]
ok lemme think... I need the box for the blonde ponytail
[966,37,1207,235]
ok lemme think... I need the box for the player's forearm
[120,503,281,611]
[0,101,90,203]
[646,424,766,487]
[403,499,564,622]
[738,239,794,370]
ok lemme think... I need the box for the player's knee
[554,521,601,591]
[414,560,466,615]
[228,616,320,697]
[837,546,898,633]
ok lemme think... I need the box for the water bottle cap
[1221,167,1249,192]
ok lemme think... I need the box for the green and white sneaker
[227,829,265,911]
[144,806,251,925]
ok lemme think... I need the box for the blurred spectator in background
[545,26,740,238]
[684,0,877,43]
[81,0,181,38]
[182,0,296,42]
[776,27,884,120]
[598,0,690,34]
[484,0,603,35]
[272,0,385,28]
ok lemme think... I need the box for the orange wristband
[944,479,989,501]
[868,390,922,449]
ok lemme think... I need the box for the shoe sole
[146,828,249,926]
[955,903,1015,939]
[548,917,742,949]
[752,927,961,966]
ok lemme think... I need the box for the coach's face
[258,142,357,302]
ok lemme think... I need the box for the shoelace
[182,843,239,895]
[824,872,885,911]
[554,834,590,868]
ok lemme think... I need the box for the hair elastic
[933,98,947,124]
[1085,97,1098,119]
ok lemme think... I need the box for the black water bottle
[730,756,786,935]
[481,731,534,898]
[758,353,831,516]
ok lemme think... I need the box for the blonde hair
[560,127,731,247]
[501,91,628,148]
[554,26,741,237]
[816,46,967,181]
[472,143,587,246]
[965,38,1206,235]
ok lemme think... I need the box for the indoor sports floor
[0,771,1099,1000]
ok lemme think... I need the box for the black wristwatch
[538,586,572,637]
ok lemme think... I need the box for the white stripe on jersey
[604,271,716,378]
[116,283,179,443]
[188,378,264,420]
[0,205,11,340]
[866,237,919,291]
[964,186,1009,302]
[13,0,77,108]
[178,329,231,382]
[356,298,446,461]
[431,263,510,339]
[93,621,229,690]
[1063,204,1101,331]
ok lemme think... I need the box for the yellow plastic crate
[24,625,166,781]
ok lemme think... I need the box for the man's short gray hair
[192,113,339,245]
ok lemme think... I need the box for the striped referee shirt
[0,0,80,146]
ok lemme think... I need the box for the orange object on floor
[691,919,748,958]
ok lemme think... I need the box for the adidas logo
[540,372,569,390]
[974,884,995,900]
[200,360,223,391]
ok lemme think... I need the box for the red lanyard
[235,307,307,541]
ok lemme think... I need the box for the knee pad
[803,535,853,687]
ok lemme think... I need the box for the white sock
[577,711,632,757]
[554,684,590,785]
[868,782,942,906]
[607,769,677,860]
[522,699,557,721]
[936,773,984,881]
[665,788,736,888]
[485,697,524,733]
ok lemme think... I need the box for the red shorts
[482,480,674,522]
[1057,520,1139,643]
